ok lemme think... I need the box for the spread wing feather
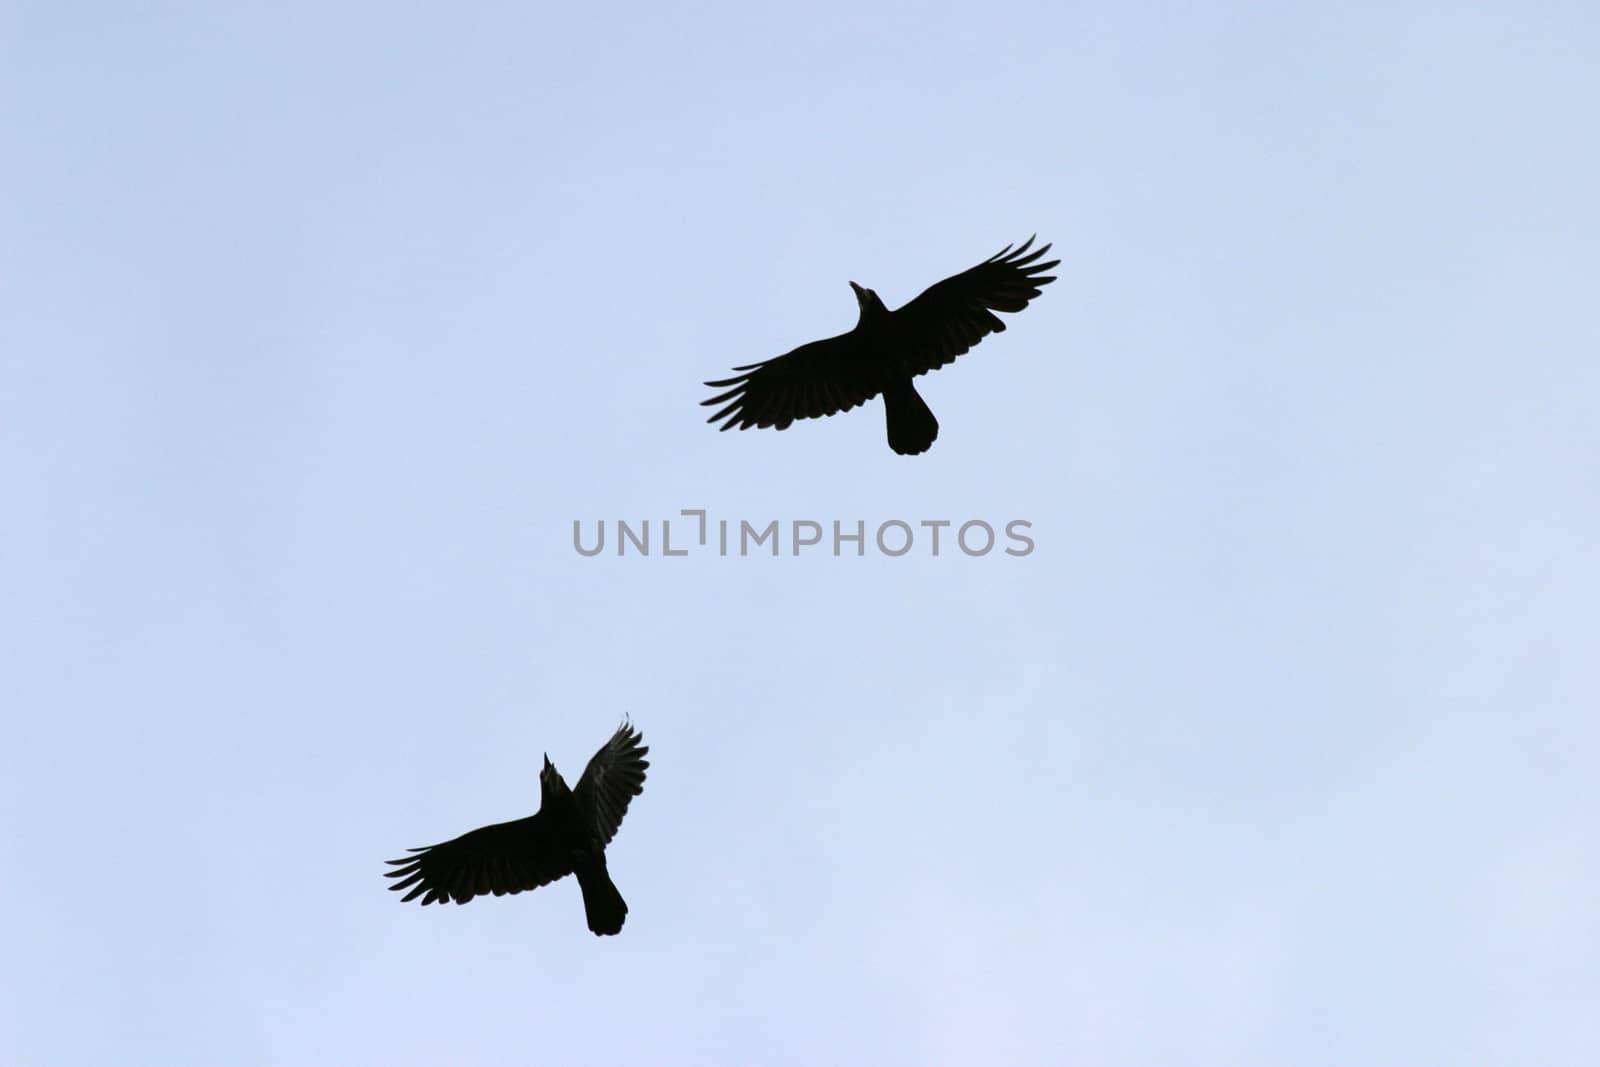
[383,814,571,906]
[892,236,1058,377]
[573,721,650,849]
[702,331,887,432]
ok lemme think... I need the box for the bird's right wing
[702,331,889,433]
[891,237,1058,376]
[573,722,649,848]
[384,814,571,905]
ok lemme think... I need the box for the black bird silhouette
[702,237,1058,455]
[384,722,648,936]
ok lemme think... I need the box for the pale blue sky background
[3,2,1596,1064]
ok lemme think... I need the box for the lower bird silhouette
[384,722,648,936]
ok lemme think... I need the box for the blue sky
[3,2,1596,1064]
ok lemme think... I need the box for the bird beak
[849,281,864,297]
[542,754,552,773]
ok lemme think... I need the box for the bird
[701,236,1058,455]
[384,722,649,936]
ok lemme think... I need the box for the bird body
[703,237,1058,455]
[384,722,648,936]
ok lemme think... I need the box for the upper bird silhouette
[702,237,1058,455]
[384,722,648,936]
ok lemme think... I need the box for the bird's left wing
[702,330,888,433]
[572,722,649,848]
[891,237,1058,376]
[384,814,571,905]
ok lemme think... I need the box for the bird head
[539,754,568,797]
[850,281,887,322]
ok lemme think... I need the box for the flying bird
[702,236,1058,455]
[384,722,649,936]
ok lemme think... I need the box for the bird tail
[575,859,628,936]
[883,380,939,456]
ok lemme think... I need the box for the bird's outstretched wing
[384,815,571,905]
[892,236,1058,376]
[702,330,889,432]
[573,721,649,849]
